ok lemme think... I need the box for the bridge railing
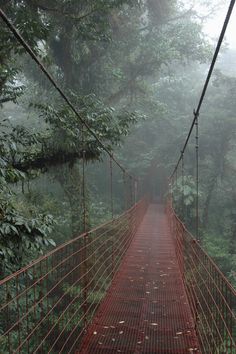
[167,199,236,354]
[0,198,148,354]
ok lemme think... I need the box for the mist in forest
[0,0,235,288]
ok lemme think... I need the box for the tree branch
[30,1,99,22]
[12,149,99,173]
[0,96,16,105]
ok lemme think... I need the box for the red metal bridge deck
[79,204,199,353]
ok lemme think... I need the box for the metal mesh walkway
[78,204,199,353]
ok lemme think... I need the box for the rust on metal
[78,205,199,353]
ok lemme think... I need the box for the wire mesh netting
[167,200,236,354]
[0,199,148,353]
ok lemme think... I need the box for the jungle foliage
[0,0,235,290]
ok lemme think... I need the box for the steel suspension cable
[109,156,115,273]
[181,154,184,214]
[0,8,136,182]
[129,176,133,208]
[170,0,236,179]
[81,127,87,233]
[81,125,88,326]
[195,114,199,239]
[134,179,138,204]
[123,171,127,211]
[109,157,114,219]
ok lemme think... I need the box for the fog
[204,2,236,49]
[0,0,235,288]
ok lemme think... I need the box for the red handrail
[0,198,148,353]
[166,198,236,354]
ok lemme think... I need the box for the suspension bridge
[0,1,236,353]
[0,197,235,353]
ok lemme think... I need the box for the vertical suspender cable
[82,127,86,233]
[181,153,184,216]
[195,112,199,240]
[130,176,133,207]
[109,156,114,276]
[109,157,114,219]
[123,171,127,211]
[0,8,137,186]
[81,126,88,327]
[170,177,173,200]
[170,0,236,180]
[134,179,138,204]
[175,169,178,202]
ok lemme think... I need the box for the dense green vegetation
[0,0,235,292]
[155,58,236,288]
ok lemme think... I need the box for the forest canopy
[0,0,235,289]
